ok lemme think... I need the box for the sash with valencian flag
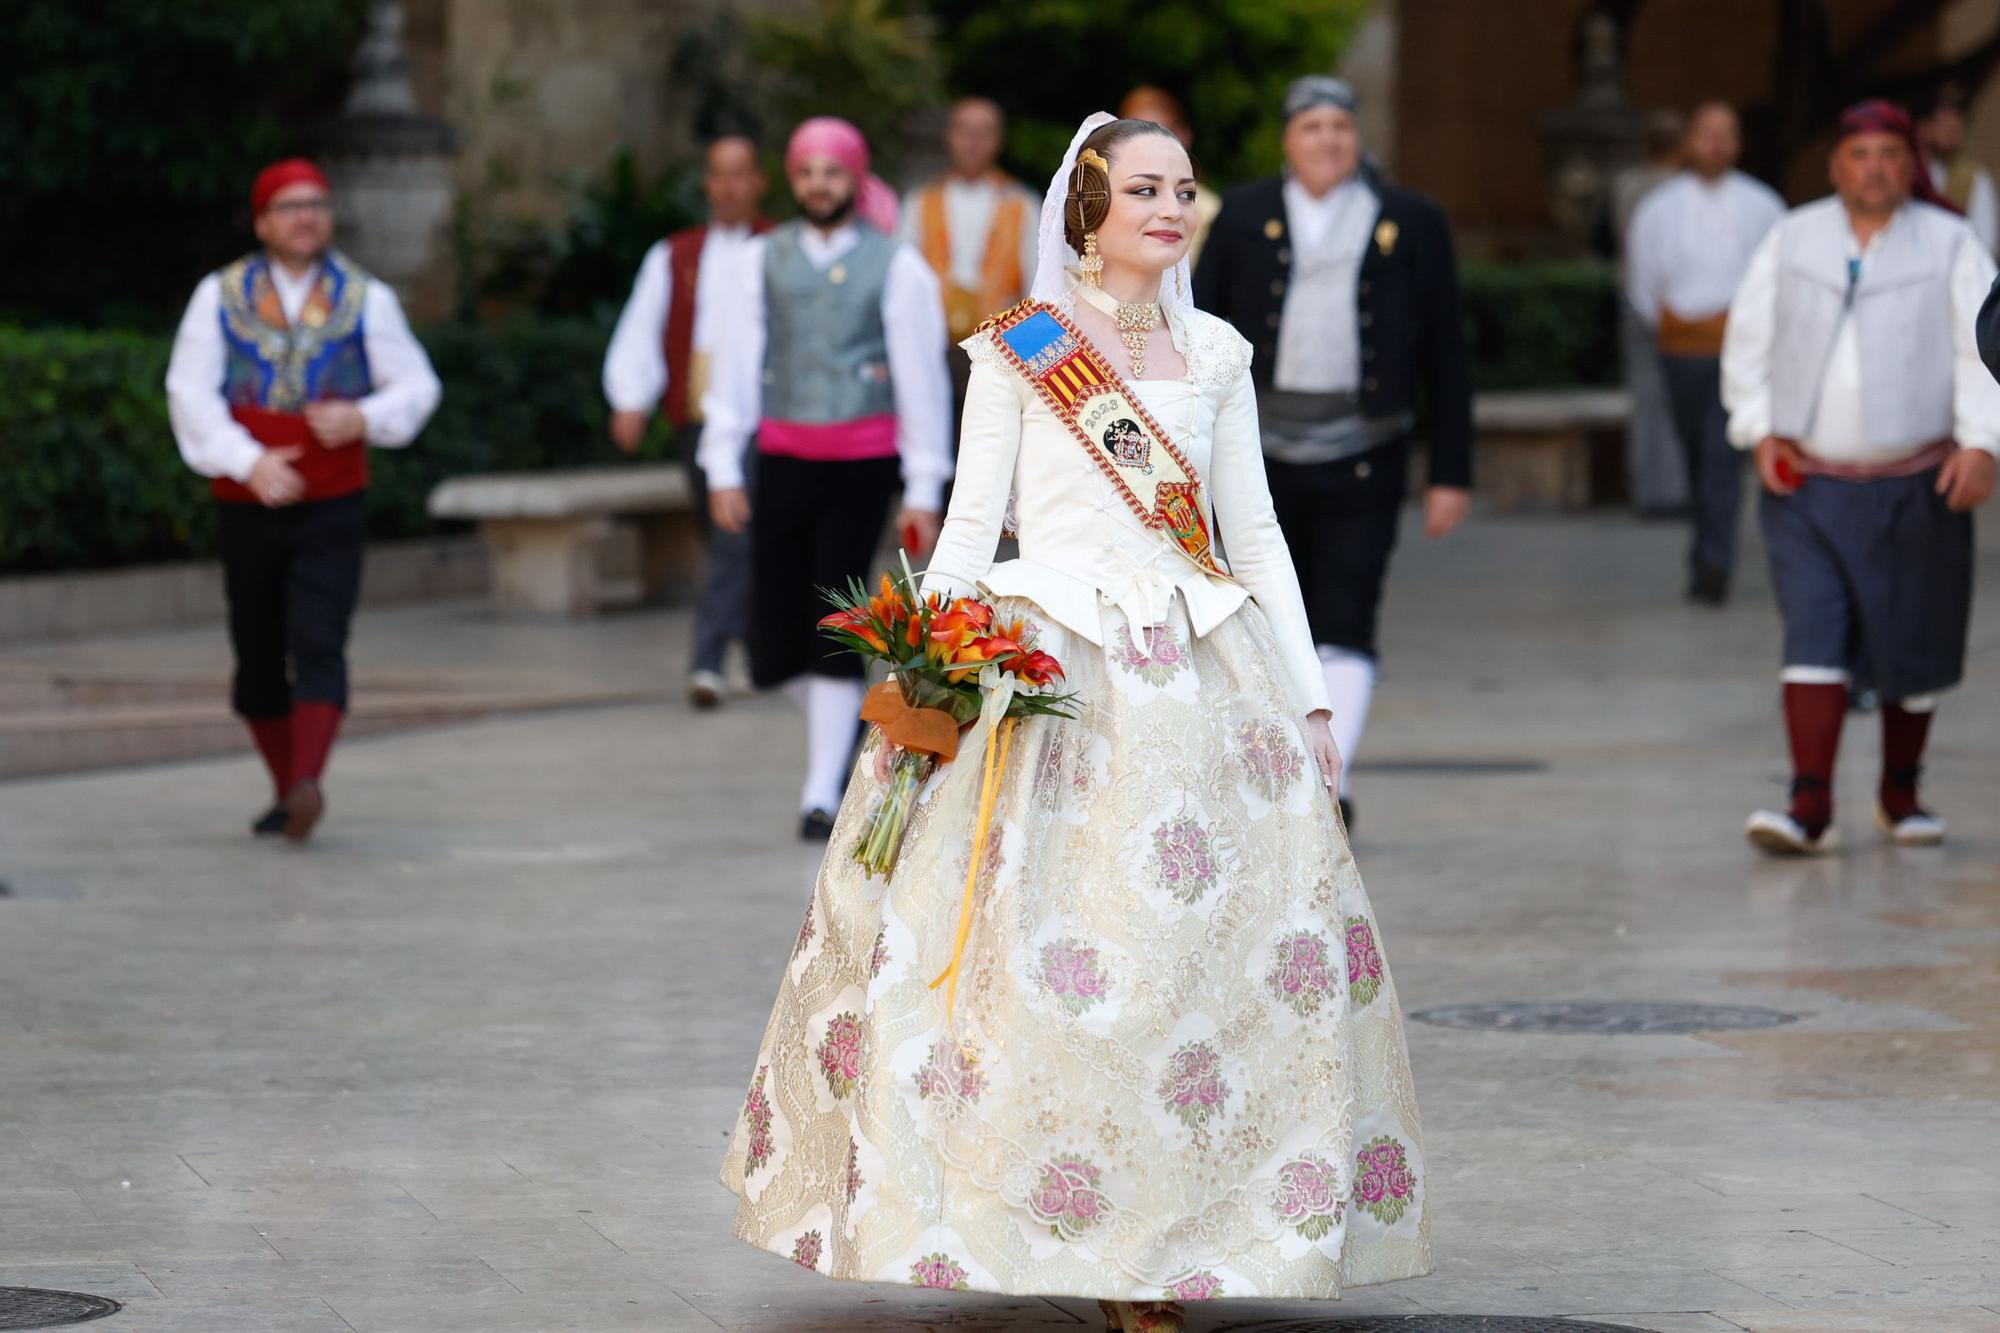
[981,300,1233,583]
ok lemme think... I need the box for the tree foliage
[0,0,372,329]
[932,0,1369,190]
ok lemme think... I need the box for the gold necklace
[1073,279,1163,378]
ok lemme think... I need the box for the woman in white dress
[720,113,1432,1333]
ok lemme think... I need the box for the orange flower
[1010,649,1065,687]
[818,607,868,632]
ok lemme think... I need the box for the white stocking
[1317,645,1377,798]
[799,676,864,815]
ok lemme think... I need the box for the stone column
[320,1,460,321]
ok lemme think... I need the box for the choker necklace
[1073,281,1163,378]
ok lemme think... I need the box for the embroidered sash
[981,300,1232,582]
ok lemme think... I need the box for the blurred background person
[603,135,773,710]
[1625,101,1784,606]
[1118,84,1222,265]
[1724,99,1999,856]
[1917,88,1998,255]
[1609,107,1690,517]
[1195,75,1472,831]
[164,158,441,844]
[702,117,952,840]
[901,97,1038,349]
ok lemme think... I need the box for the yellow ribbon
[928,714,1017,1020]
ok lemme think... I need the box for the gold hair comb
[1078,148,1109,172]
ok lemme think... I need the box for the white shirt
[1723,210,2000,460]
[699,223,954,511]
[1626,170,1785,325]
[897,177,1039,293]
[165,261,442,484]
[1929,157,1999,255]
[1274,174,1379,393]
[600,223,760,414]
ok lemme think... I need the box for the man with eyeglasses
[165,158,441,844]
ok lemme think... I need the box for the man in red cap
[1723,101,1999,855]
[165,158,441,843]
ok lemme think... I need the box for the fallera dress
[718,290,1432,1303]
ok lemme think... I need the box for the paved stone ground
[2,512,1997,1332]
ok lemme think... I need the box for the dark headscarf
[1837,99,1961,214]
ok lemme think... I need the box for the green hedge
[0,319,646,576]
[1460,259,1621,392]
[0,260,1620,575]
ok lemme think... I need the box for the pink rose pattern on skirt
[1111,622,1192,687]
[1157,1040,1231,1132]
[844,1135,863,1204]
[1275,1153,1345,1240]
[1354,1136,1417,1225]
[910,1252,971,1290]
[1346,916,1384,1008]
[1032,1156,1105,1238]
[816,1012,864,1099]
[915,1036,990,1106]
[1037,938,1110,1017]
[1237,720,1304,802]
[740,1065,774,1174]
[1151,815,1218,905]
[1170,1272,1224,1301]
[1266,929,1336,1018]
[791,1228,824,1269]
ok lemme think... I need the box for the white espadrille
[1745,808,1839,856]
[1876,803,1946,846]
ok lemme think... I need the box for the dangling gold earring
[1080,231,1103,287]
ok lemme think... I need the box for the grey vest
[761,222,898,424]
[1770,198,1965,450]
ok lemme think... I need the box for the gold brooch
[1263,218,1284,240]
[1374,219,1399,256]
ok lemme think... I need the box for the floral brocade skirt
[719,595,1432,1301]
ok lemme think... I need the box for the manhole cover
[1216,1312,1656,1320]
[1411,1000,1799,1034]
[0,1288,122,1329]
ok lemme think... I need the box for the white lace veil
[1030,112,1195,311]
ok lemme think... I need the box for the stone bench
[1472,388,1632,511]
[428,465,701,616]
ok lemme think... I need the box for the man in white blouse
[702,117,953,840]
[604,136,771,709]
[900,98,1038,348]
[1723,99,1999,856]
[164,159,441,843]
[1626,102,1785,605]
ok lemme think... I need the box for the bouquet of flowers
[819,559,1077,879]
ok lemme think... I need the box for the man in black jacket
[1194,75,1473,826]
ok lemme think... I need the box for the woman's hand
[1304,709,1343,806]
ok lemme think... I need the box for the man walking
[1724,100,1999,855]
[604,135,772,709]
[165,158,441,843]
[1626,101,1785,604]
[702,118,952,839]
[1194,75,1473,829]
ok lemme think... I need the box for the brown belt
[1797,438,1956,481]
[1658,307,1728,358]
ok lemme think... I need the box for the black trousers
[749,453,902,688]
[1264,441,1407,661]
[216,492,367,718]
[1659,353,1742,578]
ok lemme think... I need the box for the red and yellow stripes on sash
[1040,350,1106,409]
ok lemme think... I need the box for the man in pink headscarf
[701,117,953,840]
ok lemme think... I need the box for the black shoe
[252,804,289,837]
[799,808,835,841]
[1337,796,1355,833]
[1687,568,1730,606]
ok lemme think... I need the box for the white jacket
[921,298,1332,719]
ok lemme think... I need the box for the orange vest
[919,174,1028,341]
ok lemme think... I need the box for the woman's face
[1093,133,1196,276]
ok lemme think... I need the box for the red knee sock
[1879,703,1933,820]
[289,701,344,789]
[1782,682,1847,836]
[246,715,292,798]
